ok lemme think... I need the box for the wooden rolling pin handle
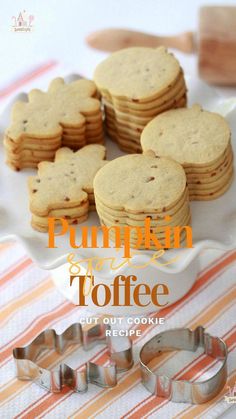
[86,28,195,54]
[160,32,195,53]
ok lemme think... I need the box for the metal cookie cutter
[13,322,133,393]
[140,326,227,404]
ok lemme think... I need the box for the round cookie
[100,214,191,249]
[94,46,181,102]
[189,173,234,201]
[104,86,187,117]
[105,127,142,153]
[104,95,187,127]
[96,203,190,228]
[183,145,233,174]
[104,73,186,111]
[105,94,187,155]
[187,157,233,185]
[94,152,187,212]
[141,104,231,167]
[99,211,191,236]
[95,187,189,218]
[105,93,187,137]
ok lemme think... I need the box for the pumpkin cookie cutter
[13,322,133,393]
[140,326,228,404]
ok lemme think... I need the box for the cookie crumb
[145,176,155,182]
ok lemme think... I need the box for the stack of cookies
[94,46,187,153]
[28,145,107,232]
[141,105,234,200]
[94,152,191,249]
[4,77,104,170]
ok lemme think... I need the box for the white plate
[0,76,236,301]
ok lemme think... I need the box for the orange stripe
[0,277,53,325]
[0,242,14,252]
[0,318,105,408]
[195,251,230,277]
[181,331,236,382]
[19,251,236,419]
[127,251,236,347]
[0,258,32,287]
[176,370,236,419]
[3,249,229,414]
[142,331,236,419]
[0,328,76,404]
[151,328,236,384]
[122,316,236,419]
[16,351,111,419]
[0,61,58,99]
[175,328,236,382]
[0,299,76,364]
[74,286,235,419]
[123,291,236,419]
[1,256,232,412]
[144,368,236,419]
[127,251,236,344]
[189,288,236,330]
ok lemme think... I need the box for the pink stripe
[20,255,236,418]
[0,61,58,99]
[0,257,32,289]
[125,329,236,419]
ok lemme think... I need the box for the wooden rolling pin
[86,6,236,86]
[86,28,195,54]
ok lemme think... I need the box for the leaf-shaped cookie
[28,144,107,219]
[5,78,104,170]
[8,78,101,141]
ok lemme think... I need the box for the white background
[0,0,236,98]
[0,1,235,417]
